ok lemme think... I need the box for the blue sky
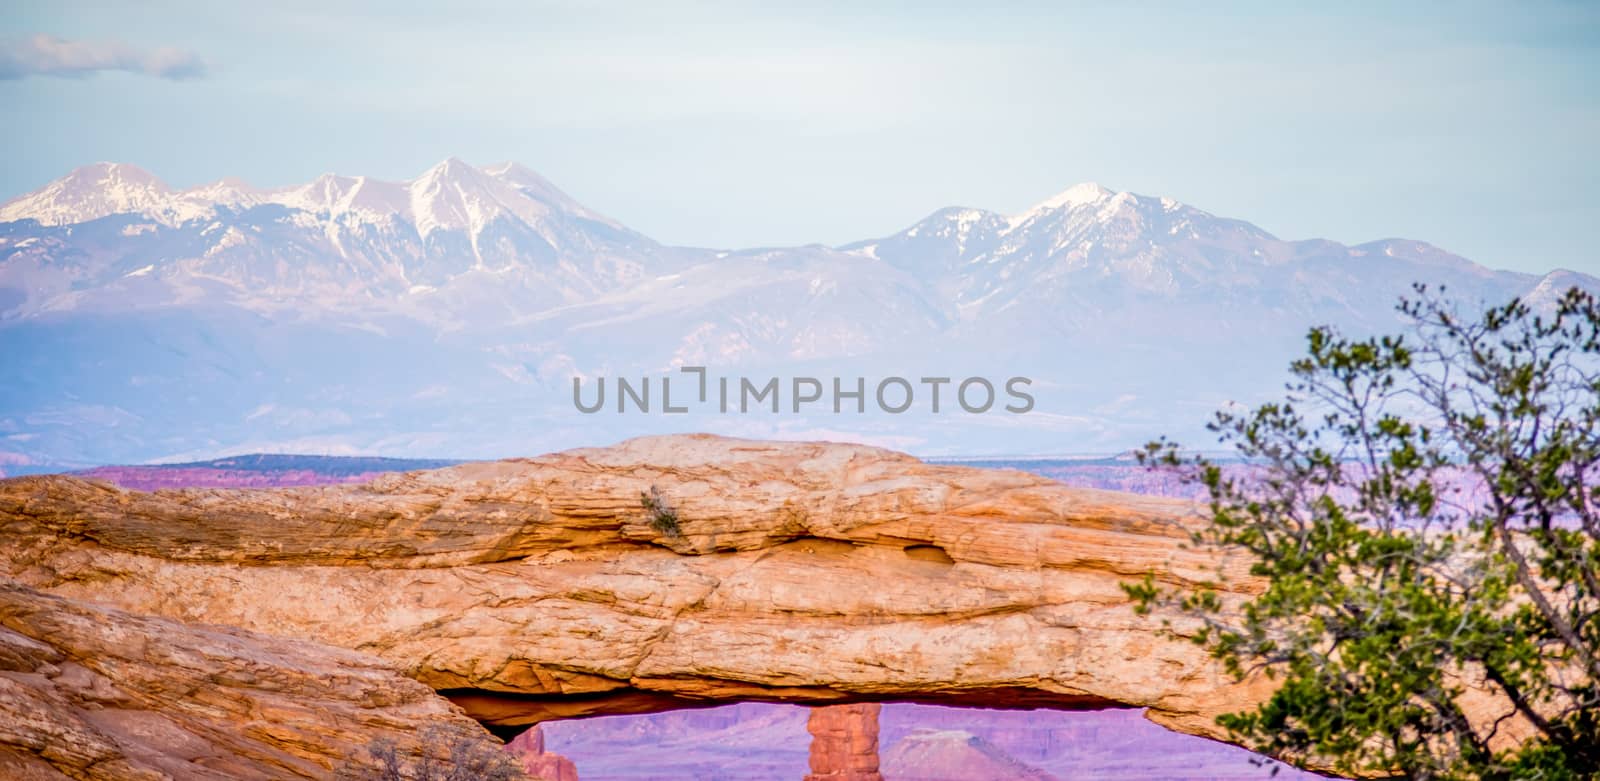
[2,1,1596,274]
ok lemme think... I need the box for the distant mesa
[883,728,1059,781]
[72,453,463,491]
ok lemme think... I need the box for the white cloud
[0,34,207,81]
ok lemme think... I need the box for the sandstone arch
[2,435,1290,772]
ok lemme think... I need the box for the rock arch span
[3,435,1287,772]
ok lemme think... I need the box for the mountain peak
[0,158,643,241]
[68,162,166,188]
[407,157,550,240]
[0,162,172,226]
[1022,181,1115,214]
[417,157,483,184]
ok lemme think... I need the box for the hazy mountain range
[2,159,1593,470]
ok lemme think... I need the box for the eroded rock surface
[0,579,514,780]
[0,434,1293,758]
[506,726,579,781]
[806,704,882,781]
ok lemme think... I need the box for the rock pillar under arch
[805,703,883,781]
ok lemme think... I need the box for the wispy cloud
[0,34,207,81]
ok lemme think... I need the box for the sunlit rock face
[506,726,580,781]
[805,704,882,781]
[0,580,504,780]
[0,434,1258,739]
[0,434,1521,777]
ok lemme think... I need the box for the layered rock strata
[0,579,516,780]
[805,704,883,781]
[5,433,1496,777]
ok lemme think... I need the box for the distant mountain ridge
[0,158,684,327]
[1,159,1594,468]
[66,453,464,489]
[0,159,618,233]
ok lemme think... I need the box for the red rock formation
[51,450,1319,780]
[806,704,883,781]
[506,726,580,781]
[0,579,509,780]
[0,434,1537,775]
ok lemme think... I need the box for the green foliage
[641,485,681,537]
[1127,285,1600,780]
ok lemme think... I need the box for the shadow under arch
[448,687,1125,741]
[486,699,1332,780]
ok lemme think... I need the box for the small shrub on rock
[641,486,681,538]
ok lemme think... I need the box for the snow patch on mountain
[2,162,1596,473]
[1008,181,1114,228]
[0,163,172,226]
[270,174,408,220]
[0,158,625,241]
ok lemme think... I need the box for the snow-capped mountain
[0,159,683,325]
[0,160,1593,471]
[0,162,187,226]
[849,181,1531,333]
[0,158,623,234]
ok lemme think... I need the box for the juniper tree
[1127,285,1600,780]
